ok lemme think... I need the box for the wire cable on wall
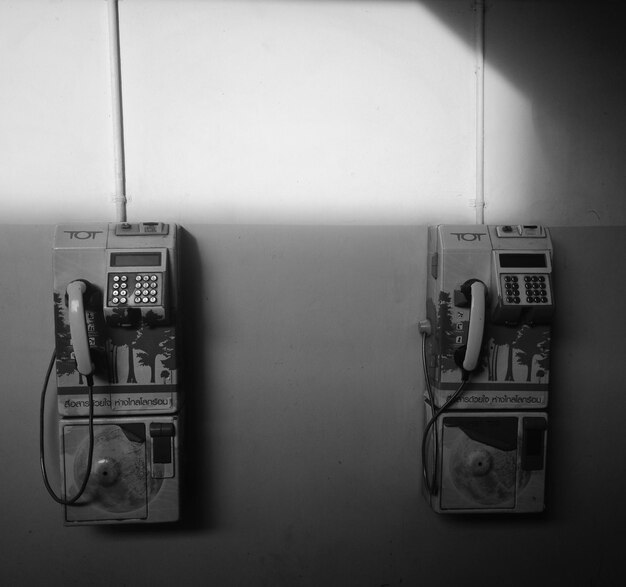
[108,0,128,223]
[40,350,96,505]
[421,332,470,496]
[474,0,485,225]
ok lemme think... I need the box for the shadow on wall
[423,0,626,224]
[177,228,215,530]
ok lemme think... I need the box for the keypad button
[134,296,141,303]
[142,297,149,303]
[113,282,119,289]
[120,289,127,296]
[149,296,157,303]
[150,275,158,281]
[120,297,127,304]
[112,297,119,304]
[142,275,149,281]
[113,275,120,282]
[526,296,533,303]
[136,275,142,281]
[150,289,157,296]
[121,275,127,282]
[511,276,518,282]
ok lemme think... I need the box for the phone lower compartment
[423,409,547,513]
[60,415,180,525]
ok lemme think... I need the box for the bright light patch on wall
[121,0,476,225]
[0,0,477,224]
[0,0,113,222]
[483,69,536,224]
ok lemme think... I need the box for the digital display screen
[499,253,547,268]
[111,252,162,267]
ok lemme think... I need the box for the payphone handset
[66,280,95,381]
[453,279,487,375]
[53,222,181,417]
[424,225,554,410]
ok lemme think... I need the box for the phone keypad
[501,274,551,305]
[108,273,162,307]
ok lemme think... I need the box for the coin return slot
[150,423,175,479]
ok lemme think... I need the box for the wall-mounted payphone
[421,224,553,513]
[42,222,182,524]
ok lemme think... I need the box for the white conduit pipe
[107,0,127,223]
[474,0,485,225]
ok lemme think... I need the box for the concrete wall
[1,224,625,586]
[1,0,626,585]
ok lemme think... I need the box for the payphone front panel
[422,224,552,514]
[425,225,553,411]
[53,223,180,417]
[48,222,182,524]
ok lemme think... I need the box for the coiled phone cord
[421,333,469,496]
[40,349,95,505]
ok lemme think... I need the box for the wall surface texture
[1,224,625,587]
[1,0,625,225]
[2,1,626,584]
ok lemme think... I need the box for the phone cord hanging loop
[421,332,470,496]
[40,350,95,505]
